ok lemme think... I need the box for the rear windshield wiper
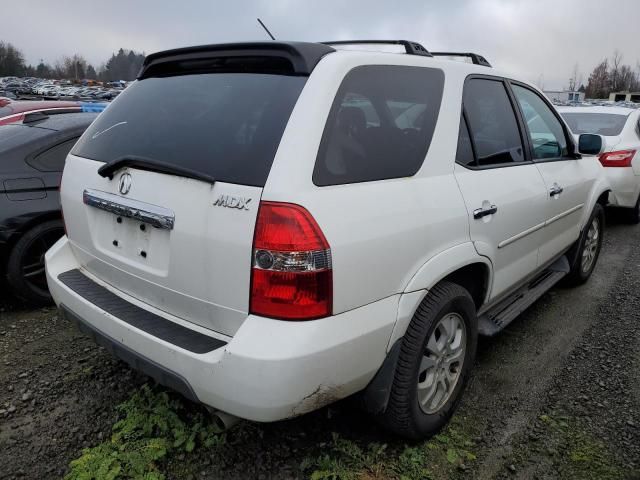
[97,155,216,184]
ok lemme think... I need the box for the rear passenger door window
[27,137,78,172]
[511,84,569,160]
[463,78,526,167]
[313,65,444,186]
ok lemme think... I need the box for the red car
[0,99,82,125]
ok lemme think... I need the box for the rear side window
[463,78,525,167]
[72,73,307,187]
[27,138,78,172]
[313,65,444,186]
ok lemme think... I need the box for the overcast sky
[6,0,640,89]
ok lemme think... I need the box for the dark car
[0,112,98,303]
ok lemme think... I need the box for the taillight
[598,149,636,167]
[250,201,332,320]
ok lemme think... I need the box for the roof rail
[321,40,432,57]
[431,52,492,67]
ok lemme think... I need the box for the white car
[45,40,610,439]
[558,106,640,223]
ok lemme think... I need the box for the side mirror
[578,134,605,156]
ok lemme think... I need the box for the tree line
[569,51,640,99]
[0,40,145,82]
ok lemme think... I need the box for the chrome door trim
[545,203,584,226]
[497,204,584,249]
[82,189,175,230]
[497,221,546,249]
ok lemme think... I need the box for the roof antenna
[257,18,276,40]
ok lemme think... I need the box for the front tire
[565,204,604,286]
[379,281,478,439]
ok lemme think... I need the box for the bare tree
[568,63,582,91]
[610,50,624,92]
[52,54,88,80]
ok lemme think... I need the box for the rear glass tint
[560,112,629,136]
[313,65,444,186]
[72,73,307,187]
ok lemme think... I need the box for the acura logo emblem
[118,173,132,195]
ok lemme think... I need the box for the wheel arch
[580,183,610,230]
[388,243,492,349]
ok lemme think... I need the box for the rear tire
[6,220,64,305]
[565,204,604,286]
[378,281,478,439]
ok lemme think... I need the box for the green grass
[65,385,225,480]
[302,415,479,480]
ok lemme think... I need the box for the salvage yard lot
[1,217,639,480]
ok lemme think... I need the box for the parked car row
[2,40,639,440]
[551,98,640,109]
[0,76,126,101]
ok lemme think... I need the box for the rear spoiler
[139,42,336,79]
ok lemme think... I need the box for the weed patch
[302,415,479,480]
[65,385,224,480]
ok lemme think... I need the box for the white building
[544,90,584,103]
[609,92,640,103]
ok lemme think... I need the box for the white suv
[46,41,610,439]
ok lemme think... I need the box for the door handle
[473,204,498,219]
[549,183,564,197]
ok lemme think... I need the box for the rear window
[72,73,307,187]
[560,112,629,136]
[0,125,49,154]
[313,65,444,186]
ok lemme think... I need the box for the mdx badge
[213,195,251,211]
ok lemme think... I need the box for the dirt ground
[1,217,639,479]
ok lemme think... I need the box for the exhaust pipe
[206,407,242,431]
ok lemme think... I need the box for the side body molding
[387,242,493,349]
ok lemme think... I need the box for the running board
[477,256,570,336]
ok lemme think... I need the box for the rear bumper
[62,305,199,402]
[604,168,640,208]
[45,236,398,422]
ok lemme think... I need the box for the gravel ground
[0,217,639,479]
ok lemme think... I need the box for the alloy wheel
[581,217,600,273]
[417,312,467,414]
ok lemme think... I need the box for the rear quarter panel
[263,53,473,314]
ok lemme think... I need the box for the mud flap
[359,339,403,415]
